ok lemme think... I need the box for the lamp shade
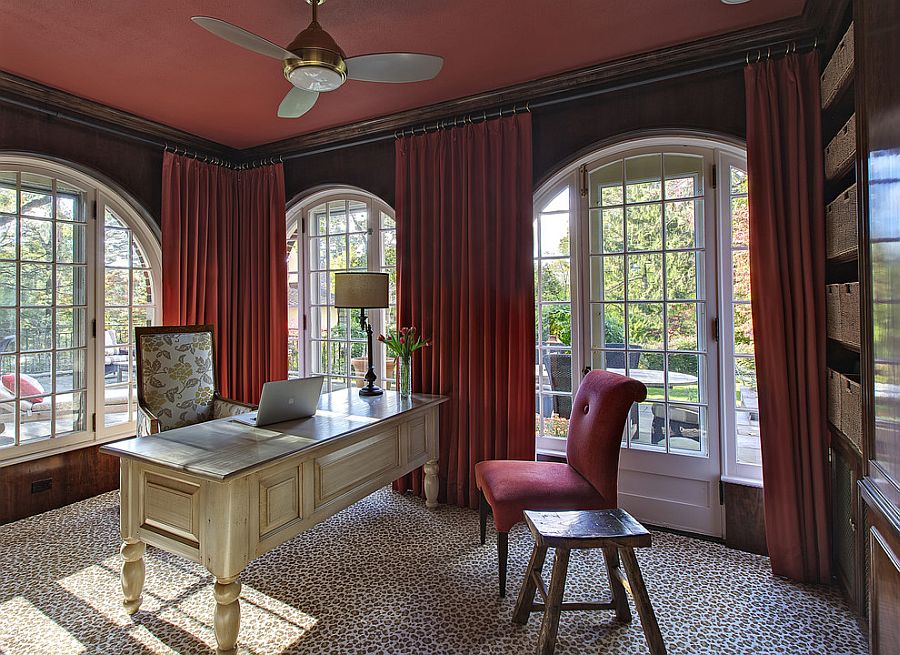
[333,272,389,309]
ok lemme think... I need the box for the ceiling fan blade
[345,53,443,83]
[277,87,319,118]
[191,16,295,60]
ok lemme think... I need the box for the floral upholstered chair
[134,325,256,436]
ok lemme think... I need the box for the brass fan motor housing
[283,23,348,85]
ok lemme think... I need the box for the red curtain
[745,52,830,582]
[392,114,535,508]
[161,152,288,404]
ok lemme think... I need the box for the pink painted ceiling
[1,0,805,149]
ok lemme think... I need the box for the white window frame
[0,155,161,467]
[286,188,396,391]
[533,136,761,485]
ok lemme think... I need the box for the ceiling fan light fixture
[288,64,345,91]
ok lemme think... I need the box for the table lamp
[334,272,390,396]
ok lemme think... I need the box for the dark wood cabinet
[853,0,900,653]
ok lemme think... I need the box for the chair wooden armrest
[212,396,258,419]
[137,405,161,436]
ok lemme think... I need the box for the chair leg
[498,531,509,597]
[479,489,488,546]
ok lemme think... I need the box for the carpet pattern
[0,488,867,655]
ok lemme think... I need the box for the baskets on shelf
[826,282,860,347]
[821,23,855,109]
[827,368,862,453]
[826,183,858,259]
[825,114,857,180]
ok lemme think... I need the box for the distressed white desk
[101,390,446,654]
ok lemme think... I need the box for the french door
[535,138,757,537]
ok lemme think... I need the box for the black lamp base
[359,383,383,397]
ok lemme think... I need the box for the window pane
[56,307,86,349]
[20,263,52,306]
[20,191,52,219]
[349,201,368,232]
[667,302,704,352]
[20,218,53,262]
[541,260,571,302]
[627,253,663,300]
[105,269,130,306]
[627,302,664,350]
[540,213,569,257]
[665,200,703,249]
[667,353,704,403]
[133,270,153,305]
[57,265,86,306]
[57,222,86,264]
[731,196,749,247]
[625,204,662,251]
[328,201,347,233]
[55,390,86,436]
[0,263,14,306]
[732,250,751,301]
[0,215,16,260]
[589,159,623,207]
[55,349,86,393]
[105,228,130,267]
[349,234,367,270]
[593,207,624,254]
[20,309,52,351]
[668,405,707,455]
[734,304,754,354]
[590,255,624,302]
[666,251,702,300]
[539,304,571,345]
[625,154,662,204]
[664,154,704,199]
[731,167,749,195]
[735,358,759,409]
[590,303,625,350]
[630,401,665,450]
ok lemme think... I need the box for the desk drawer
[142,472,201,547]
[315,429,400,507]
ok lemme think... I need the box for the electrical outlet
[31,478,52,493]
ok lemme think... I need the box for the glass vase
[399,354,413,397]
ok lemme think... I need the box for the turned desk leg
[120,538,145,615]
[424,459,439,509]
[214,576,242,655]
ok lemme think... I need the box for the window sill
[720,474,763,489]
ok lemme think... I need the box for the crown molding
[0,71,238,159]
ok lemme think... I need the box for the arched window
[534,136,758,535]
[286,189,396,392]
[0,155,160,463]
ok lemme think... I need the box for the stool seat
[524,508,651,549]
[513,508,667,655]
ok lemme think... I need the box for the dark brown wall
[0,102,163,223]
[532,68,746,185]
[282,68,746,206]
[0,446,119,524]
[284,138,395,207]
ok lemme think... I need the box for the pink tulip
[377,334,385,342]
[399,337,406,344]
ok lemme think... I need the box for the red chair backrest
[565,370,648,504]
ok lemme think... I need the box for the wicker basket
[840,374,862,452]
[825,114,856,180]
[841,282,861,347]
[826,284,842,341]
[827,368,842,428]
[826,184,858,259]
[821,23,855,109]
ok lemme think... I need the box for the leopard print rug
[0,488,866,655]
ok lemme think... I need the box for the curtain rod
[283,37,816,162]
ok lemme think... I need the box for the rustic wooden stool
[512,508,667,655]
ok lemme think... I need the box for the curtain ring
[482,111,487,122]
[766,47,771,60]
[746,52,750,65]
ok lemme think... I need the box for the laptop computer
[232,376,325,427]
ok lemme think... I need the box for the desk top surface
[101,390,447,481]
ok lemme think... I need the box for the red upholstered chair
[474,370,647,596]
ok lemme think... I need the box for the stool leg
[536,547,570,655]
[620,548,667,655]
[512,544,548,624]
[602,546,631,622]
[498,532,509,597]
[479,489,488,546]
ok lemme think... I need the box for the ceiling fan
[191,0,443,119]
